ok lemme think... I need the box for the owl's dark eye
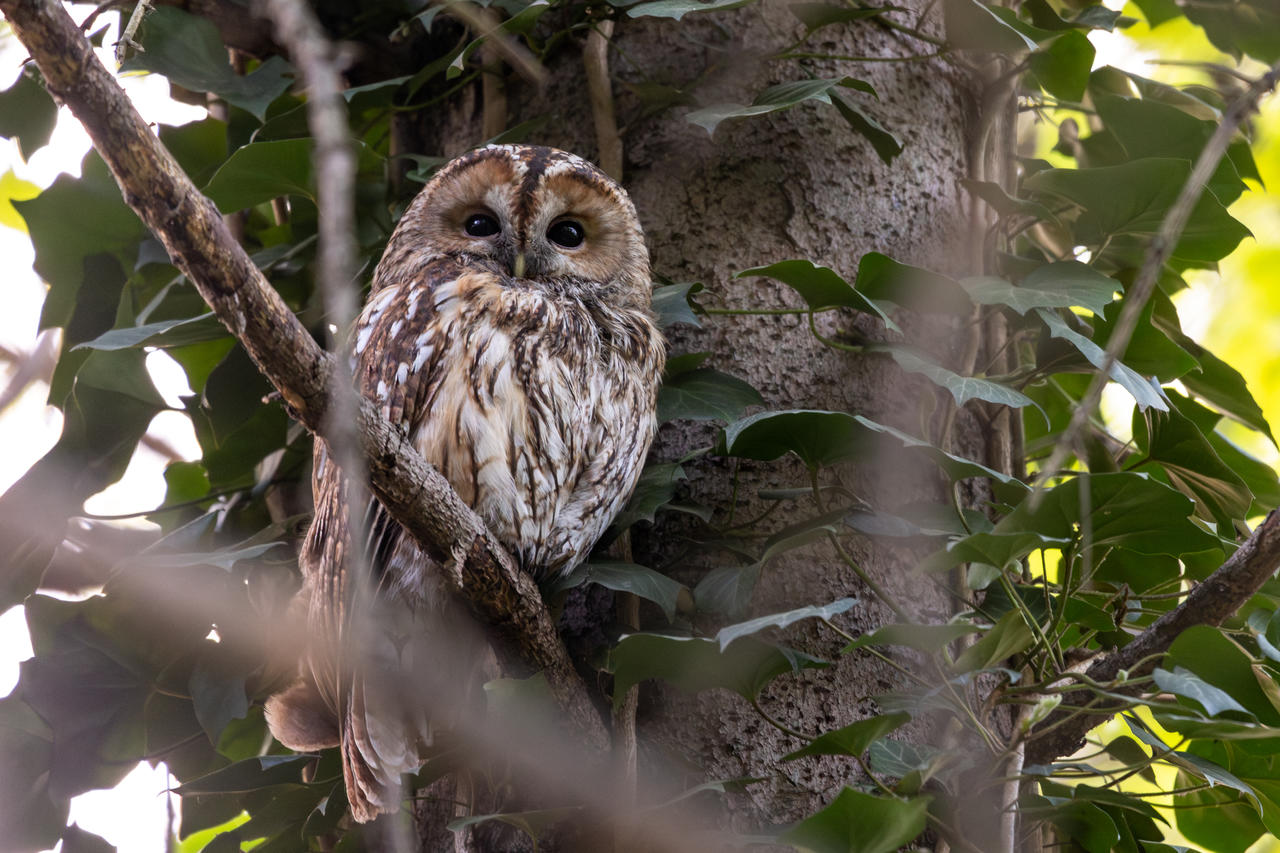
[547,220,585,249]
[464,213,500,237]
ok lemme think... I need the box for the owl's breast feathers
[349,255,664,586]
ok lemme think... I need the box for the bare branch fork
[0,0,608,751]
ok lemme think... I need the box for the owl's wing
[268,260,497,823]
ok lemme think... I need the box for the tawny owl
[265,144,665,822]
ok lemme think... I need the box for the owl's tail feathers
[342,670,427,823]
[264,678,340,752]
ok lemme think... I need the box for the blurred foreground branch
[0,0,607,752]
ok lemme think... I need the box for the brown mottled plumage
[265,145,665,823]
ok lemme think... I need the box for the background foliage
[3,0,1280,850]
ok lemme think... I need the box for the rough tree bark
[405,0,1005,845]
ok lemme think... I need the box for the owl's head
[376,145,651,310]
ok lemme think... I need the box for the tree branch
[1026,509,1280,764]
[1036,61,1280,491]
[0,0,607,752]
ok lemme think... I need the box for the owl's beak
[513,252,527,279]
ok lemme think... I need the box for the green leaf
[1167,627,1280,726]
[945,0,1040,52]
[1154,666,1251,719]
[558,561,687,622]
[1133,401,1253,527]
[17,162,146,333]
[720,409,871,469]
[657,368,763,423]
[952,609,1035,672]
[0,69,57,158]
[878,345,1036,409]
[845,622,981,653]
[204,139,315,212]
[189,657,250,744]
[962,262,1116,315]
[693,564,760,620]
[1004,472,1222,557]
[1035,308,1168,411]
[1173,335,1275,441]
[1183,0,1280,64]
[715,598,855,649]
[123,7,292,121]
[608,633,828,707]
[1095,94,1247,206]
[851,415,1028,496]
[783,712,911,761]
[61,824,115,853]
[1030,31,1095,102]
[627,0,755,19]
[1131,0,1181,27]
[612,462,689,529]
[829,93,904,165]
[1023,158,1252,262]
[778,787,930,853]
[736,259,897,329]
[74,313,229,351]
[686,77,876,135]
[177,755,318,795]
[854,252,972,315]
[651,281,702,328]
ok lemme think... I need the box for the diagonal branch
[1035,60,1280,494]
[0,0,607,752]
[1026,508,1280,764]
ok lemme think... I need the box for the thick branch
[0,0,607,751]
[1027,509,1280,764]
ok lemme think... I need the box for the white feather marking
[395,362,409,385]
[355,325,373,354]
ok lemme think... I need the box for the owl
[265,144,665,822]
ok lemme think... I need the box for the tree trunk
[412,0,1001,846]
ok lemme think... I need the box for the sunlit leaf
[778,787,930,853]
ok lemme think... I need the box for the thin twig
[584,20,623,181]
[1035,61,1280,494]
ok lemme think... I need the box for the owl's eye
[547,220,585,249]
[464,213,500,238]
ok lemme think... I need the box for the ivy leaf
[177,755,319,795]
[1023,158,1251,262]
[851,416,1028,497]
[715,598,855,649]
[878,344,1037,409]
[1029,31,1095,102]
[608,634,828,708]
[1036,308,1168,411]
[1175,335,1275,442]
[658,368,763,423]
[627,0,755,19]
[557,561,687,622]
[1133,401,1253,528]
[1154,667,1252,719]
[737,259,897,329]
[721,409,871,469]
[845,622,981,653]
[784,712,911,761]
[612,462,690,529]
[1001,473,1222,557]
[778,787,931,853]
[961,262,1117,315]
[686,77,876,135]
[74,313,229,351]
[693,564,760,620]
[1167,627,1280,726]
[830,93,904,165]
[854,252,972,315]
[123,7,292,121]
[204,139,316,211]
[952,610,1036,672]
[1183,0,1280,64]
[1095,94,1247,206]
[651,281,702,328]
[945,0,1040,52]
[0,69,57,159]
[189,657,250,744]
